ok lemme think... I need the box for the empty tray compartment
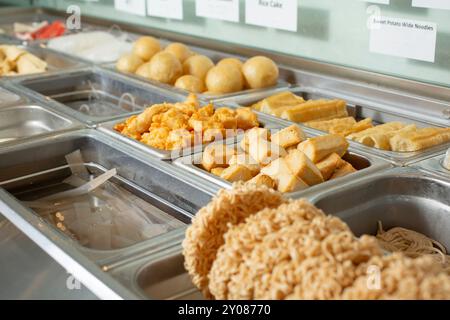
[0,105,77,145]
[0,130,212,254]
[226,87,450,165]
[15,68,186,125]
[0,86,24,108]
[414,153,450,178]
[109,245,203,300]
[312,168,450,249]
[136,251,203,300]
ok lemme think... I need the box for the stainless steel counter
[0,212,97,300]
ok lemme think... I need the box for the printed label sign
[147,0,183,20]
[412,0,450,10]
[196,0,240,23]
[114,0,146,16]
[369,16,437,62]
[245,0,298,32]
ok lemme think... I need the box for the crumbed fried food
[114,94,260,151]
[182,184,286,296]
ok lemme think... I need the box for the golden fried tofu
[228,153,260,176]
[315,153,343,180]
[220,165,253,183]
[271,125,306,148]
[211,167,226,177]
[166,129,193,150]
[285,149,324,186]
[202,144,236,171]
[298,134,349,163]
[247,173,276,189]
[330,161,357,180]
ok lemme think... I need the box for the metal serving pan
[104,39,290,101]
[310,167,450,250]
[9,67,186,126]
[0,129,216,266]
[413,152,450,179]
[108,167,450,300]
[0,86,26,108]
[0,104,81,147]
[0,9,64,40]
[99,107,288,161]
[174,133,391,198]
[0,43,84,78]
[220,86,450,166]
[108,240,203,300]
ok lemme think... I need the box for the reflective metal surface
[10,67,187,126]
[0,212,98,300]
[311,167,450,249]
[413,153,450,179]
[0,86,24,108]
[0,105,80,146]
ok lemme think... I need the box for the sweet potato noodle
[182,183,450,300]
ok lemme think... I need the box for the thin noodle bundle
[376,221,450,273]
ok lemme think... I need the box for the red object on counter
[33,21,66,40]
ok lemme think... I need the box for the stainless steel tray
[0,86,26,108]
[413,153,450,179]
[220,86,450,166]
[0,43,85,78]
[109,241,203,300]
[98,105,286,160]
[103,40,291,101]
[0,104,81,147]
[9,67,187,126]
[310,167,450,249]
[0,129,216,266]
[174,133,391,198]
[108,166,450,300]
[0,9,64,40]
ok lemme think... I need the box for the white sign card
[114,0,146,16]
[195,0,240,23]
[147,0,183,20]
[369,16,437,62]
[245,0,298,32]
[360,0,390,4]
[412,0,450,10]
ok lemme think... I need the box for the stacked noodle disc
[182,183,286,296]
[182,184,450,300]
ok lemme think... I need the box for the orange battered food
[114,94,260,151]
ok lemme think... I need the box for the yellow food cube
[271,124,306,148]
